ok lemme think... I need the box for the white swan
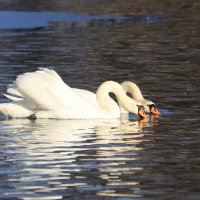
[0,68,146,119]
[121,81,160,115]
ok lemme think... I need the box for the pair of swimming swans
[0,68,159,120]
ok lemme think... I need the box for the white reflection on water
[0,108,191,199]
[0,117,149,199]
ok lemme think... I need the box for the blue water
[0,11,164,29]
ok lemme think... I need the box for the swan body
[121,81,160,115]
[0,68,146,119]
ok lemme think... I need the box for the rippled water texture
[0,0,200,199]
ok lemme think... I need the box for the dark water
[0,0,200,199]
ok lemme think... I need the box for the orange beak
[138,107,147,119]
[150,107,160,115]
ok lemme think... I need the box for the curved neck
[121,81,144,100]
[96,81,138,115]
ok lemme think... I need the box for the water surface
[0,0,200,199]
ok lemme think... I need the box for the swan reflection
[0,117,156,161]
[0,118,155,199]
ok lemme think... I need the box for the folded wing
[8,68,80,111]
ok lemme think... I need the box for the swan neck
[96,81,138,115]
[96,81,120,113]
[122,82,144,100]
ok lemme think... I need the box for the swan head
[137,105,147,119]
[120,97,147,119]
[147,103,160,115]
[140,99,160,115]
